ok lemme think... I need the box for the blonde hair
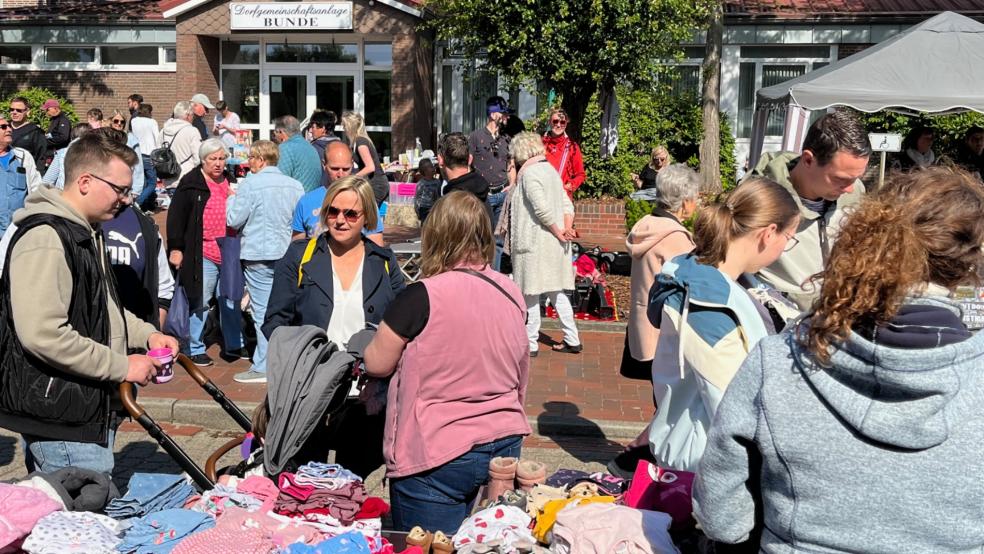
[110,109,127,125]
[320,174,378,232]
[420,191,494,277]
[650,145,671,169]
[341,111,370,148]
[250,139,279,165]
[509,131,545,166]
[693,177,799,267]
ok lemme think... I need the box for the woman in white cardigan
[507,131,581,356]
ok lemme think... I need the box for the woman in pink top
[364,191,531,534]
[166,138,244,367]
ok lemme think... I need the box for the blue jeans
[189,258,243,356]
[136,154,158,210]
[389,435,522,534]
[243,261,275,373]
[487,191,506,270]
[23,427,116,476]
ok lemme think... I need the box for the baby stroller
[120,346,356,491]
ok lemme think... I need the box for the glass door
[315,74,356,129]
[259,69,361,139]
[268,73,309,121]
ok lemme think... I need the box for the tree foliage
[0,88,79,129]
[425,0,712,140]
[856,109,984,161]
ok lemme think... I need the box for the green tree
[0,88,79,129]
[425,0,712,142]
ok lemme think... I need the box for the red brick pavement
[139,330,653,425]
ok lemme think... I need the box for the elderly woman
[225,140,304,383]
[364,191,530,533]
[634,145,672,190]
[264,175,404,478]
[542,108,585,200]
[167,138,244,367]
[508,131,580,355]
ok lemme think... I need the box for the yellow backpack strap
[385,260,389,274]
[296,236,319,287]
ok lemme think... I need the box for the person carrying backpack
[157,101,202,189]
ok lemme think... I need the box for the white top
[130,117,160,156]
[326,257,365,397]
[215,111,241,148]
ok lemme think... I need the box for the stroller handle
[205,435,247,482]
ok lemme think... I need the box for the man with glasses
[8,97,47,171]
[0,131,178,476]
[468,96,515,232]
[748,110,870,310]
[0,114,42,236]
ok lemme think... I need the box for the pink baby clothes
[451,506,534,550]
[550,503,676,554]
[223,506,322,549]
[0,483,62,553]
[172,526,274,554]
[279,473,317,501]
[201,177,231,264]
[239,475,280,514]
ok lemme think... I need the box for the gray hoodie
[694,295,984,553]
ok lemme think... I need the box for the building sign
[229,2,353,30]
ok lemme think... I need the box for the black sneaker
[223,347,250,360]
[189,353,214,367]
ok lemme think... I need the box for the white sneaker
[234,369,267,384]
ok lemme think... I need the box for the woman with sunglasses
[646,177,800,474]
[542,108,585,200]
[633,145,672,190]
[108,109,146,199]
[263,174,404,479]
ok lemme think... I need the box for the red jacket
[543,133,585,199]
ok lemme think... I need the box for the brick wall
[574,199,626,238]
[0,70,178,126]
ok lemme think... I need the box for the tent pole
[878,151,887,190]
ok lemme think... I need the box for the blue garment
[189,258,244,356]
[243,261,275,373]
[106,473,196,519]
[367,201,387,235]
[226,165,304,261]
[0,151,28,237]
[117,509,213,553]
[297,461,363,482]
[136,154,158,210]
[45,137,144,196]
[291,186,327,238]
[286,532,372,554]
[278,134,324,193]
[389,434,522,534]
[127,132,146,197]
[22,427,116,476]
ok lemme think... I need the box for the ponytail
[693,177,799,267]
[805,166,984,365]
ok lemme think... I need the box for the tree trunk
[557,81,594,144]
[699,1,724,193]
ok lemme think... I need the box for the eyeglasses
[89,173,132,199]
[111,118,125,125]
[551,119,568,126]
[8,108,25,113]
[782,231,800,252]
[325,206,362,223]
[0,124,8,130]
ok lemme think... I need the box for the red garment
[542,133,585,199]
[355,497,390,519]
[202,176,231,264]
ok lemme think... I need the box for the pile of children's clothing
[1,462,395,554]
[404,459,691,554]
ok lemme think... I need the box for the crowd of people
[1,88,983,550]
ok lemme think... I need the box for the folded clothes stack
[105,474,196,519]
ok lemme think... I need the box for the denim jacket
[226,165,305,261]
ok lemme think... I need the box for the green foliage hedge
[857,109,984,161]
[0,88,79,129]
[578,88,737,201]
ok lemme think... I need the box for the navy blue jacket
[262,234,405,339]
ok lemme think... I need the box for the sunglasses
[8,108,25,113]
[551,119,568,125]
[111,118,125,124]
[326,206,362,223]
[0,124,8,130]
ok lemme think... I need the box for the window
[0,45,32,64]
[364,43,392,66]
[368,131,392,160]
[365,72,391,127]
[45,46,95,63]
[463,66,497,134]
[164,47,177,63]
[762,65,807,135]
[265,43,357,63]
[740,45,831,59]
[441,65,453,132]
[222,41,259,65]
[665,65,700,97]
[100,45,159,65]
[737,62,756,138]
[222,68,260,124]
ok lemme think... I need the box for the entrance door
[260,69,360,139]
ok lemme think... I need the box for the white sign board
[868,133,902,153]
[229,2,353,30]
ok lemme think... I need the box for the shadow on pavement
[0,435,15,468]
[113,440,184,491]
[536,401,623,466]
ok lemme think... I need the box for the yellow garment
[532,495,615,543]
[528,484,567,517]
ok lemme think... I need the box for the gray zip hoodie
[694,295,984,553]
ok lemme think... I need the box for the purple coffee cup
[148,347,174,384]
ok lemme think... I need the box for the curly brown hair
[804,166,984,365]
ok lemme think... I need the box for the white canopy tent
[748,11,984,165]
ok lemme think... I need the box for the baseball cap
[486,96,509,115]
[191,93,215,109]
[42,99,59,110]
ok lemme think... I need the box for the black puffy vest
[0,214,119,445]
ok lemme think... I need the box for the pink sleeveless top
[383,266,532,478]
